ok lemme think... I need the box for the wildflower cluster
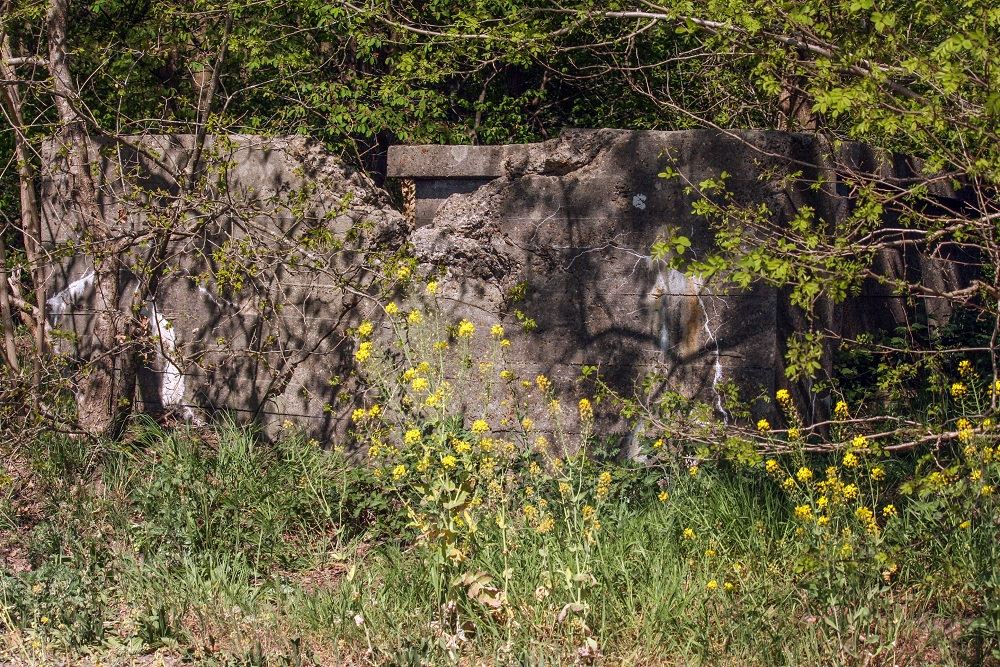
[349,280,622,625]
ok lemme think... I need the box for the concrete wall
[391,130,973,446]
[42,135,408,440]
[40,129,971,446]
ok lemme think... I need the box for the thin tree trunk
[47,0,135,437]
[0,25,46,388]
[0,227,19,370]
[137,12,232,308]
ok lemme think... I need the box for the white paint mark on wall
[196,285,238,310]
[692,276,730,424]
[653,267,730,423]
[46,271,94,320]
[142,300,194,420]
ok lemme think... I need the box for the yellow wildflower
[653,438,665,450]
[425,280,438,295]
[782,477,796,490]
[404,428,421,445]
[471,419,489,434]
[794,504,812,521]
[765,459,780,474]
[843,451,859,468]
[521,416,534,431]
[490,324,504,338]
[392,464,407,481]
[368,404,381,418]
[788,427,801,440]
[959,519,971,530]
[689,465,699,477]
[842,484,859,500]
[560,482,572,497]
[396,265,411,280]
[407,309,423,325]
[357,321,373,338]
[724,581,734,591]
[548,399,561,414]
[578,398,594,421]
[536,516,555,534]
[596,471,612,499]
[817,496,828,509]
[457,319,475,338]
[796,467,813,483]
[453,439,472,454]
[434,340,449,351]
[385,302,399,315]
[958,360,973,377]
[757,418,771,433]
[351,408,367,423]
[981,485,994,496]
[776,389,791,403]
[535,374,552,392]
[500,339,511,347]
[958,418,975,443]
[851,435,867,449]
[411,377,429,392]
[871,466,886,481]
[706,579,719,591]
[500,369,514,381]
[882,504,897,518]
[582,505,597,522]
[658,490,669,502]
[441,454,457,469]
[950,382,967,398]
[705,548,717,558]
[354,341,373,363]
[682,527,696,540]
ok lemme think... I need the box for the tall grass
[1,419,996,665]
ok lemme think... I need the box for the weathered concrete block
[39,129,972,448]
[42,134,408,440]
[391,129,973,433]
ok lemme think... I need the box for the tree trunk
[47,0,136,437]
[0,24,45,383]
[0,229,19,370]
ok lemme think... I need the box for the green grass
[0,419,996,665]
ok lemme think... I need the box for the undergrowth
[1,293,998,665]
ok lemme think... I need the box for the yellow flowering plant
[347,285,628,634]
